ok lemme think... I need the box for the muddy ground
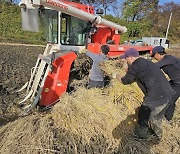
[0,43,180,153]
[0,44,45,124]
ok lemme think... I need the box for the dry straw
[0,59,179,153]
[0,114,54,154]
[52,59,143,147]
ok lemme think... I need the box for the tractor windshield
[39,10,87,45]
[60,14,87,46]
[40,9,58,44]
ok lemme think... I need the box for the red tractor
[17,0,153,111]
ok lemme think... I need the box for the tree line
[0,0,179,44]
[78,0,180,42]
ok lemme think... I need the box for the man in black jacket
[151,46,180,121]
[113,48,174,140]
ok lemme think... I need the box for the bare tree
[149,2,180,38]
[111,0,124,18]
[81,0,118,15]
[80,0,96,5]
[122,0,159,21]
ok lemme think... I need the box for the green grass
[0,2,45,45]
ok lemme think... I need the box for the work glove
[79,48,87,54]
[112,72,119,79]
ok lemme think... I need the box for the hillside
[0,2,45,44]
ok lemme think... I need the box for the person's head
[120,48,139,65]
[151,46,166,61]
[100,45,110,55]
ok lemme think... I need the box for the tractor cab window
[40,9,58,44]
[61,14,86,45]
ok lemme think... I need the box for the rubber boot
[134,124,149,139]
[165,103,176,121]
[150,122,163,141]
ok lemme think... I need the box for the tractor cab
[39,9,87,46]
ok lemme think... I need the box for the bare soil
[0,44,44,124]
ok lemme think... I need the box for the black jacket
[156,55,180,84]
[121,58,174,104]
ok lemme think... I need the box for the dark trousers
[135,97,170,139]
[88,79,104,88]
[165,82,180,121]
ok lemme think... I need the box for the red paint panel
[39,52,77,107]
[92,27,112,44]
[92,26,120,45]
[59,0,94,14]
[87,43,153,58]
[111,30,120,45]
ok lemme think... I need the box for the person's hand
[122,60,129,72]
[112,72,119,79]
[79,48,87,54]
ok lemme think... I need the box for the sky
[159,0,180,5]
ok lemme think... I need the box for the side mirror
[96,9,104,15]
